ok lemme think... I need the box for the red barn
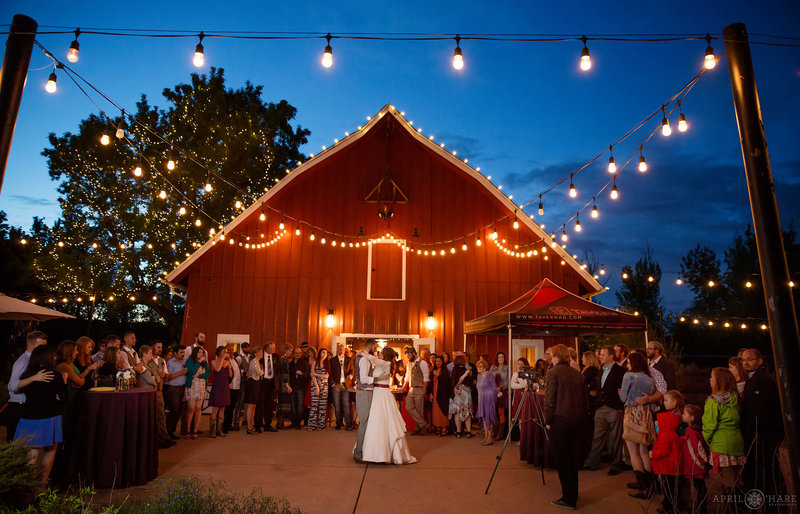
[166,105,603,359]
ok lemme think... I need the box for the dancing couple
[353,340,416,465]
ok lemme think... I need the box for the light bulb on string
[45,69,58,94]
[193,33,205,68]
[538,196,544,216]
[574,213,582,232]
[195,218,202,227]
[561,230,568,242]
[568,175,577,198]
[167,146,175,170]
[67,28,80,63]
[234,200,242,210]
[513,213,519,230]
[610,179,619,200]
[661,106,671,136]
[279,218,285,230]
[321,34,333,68]
[178,206,186,216]
[703,34,716,70]
[591,198,598,218]
[579,35,591,71]
[476,235,482,247]
[100,133,110,146]
[116,110,126,139]
[259,210,266,222]
[638,146,648,172]
[677,100,688,132]
[600,266,606,275]
[452,35,464,70]
[607,146,616,173]
[158,189,167,200]
[204,174,213,192]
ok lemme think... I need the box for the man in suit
[256,341,280,432]
[646,341,677,391]
[583,346,626,475]
[329,343,354,430]
[741,349,785,499]
[545,344,590,510]
[354,339,377,463]
[614,344,629,370]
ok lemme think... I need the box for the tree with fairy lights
[616,245,664,327]
[33,68,309,330]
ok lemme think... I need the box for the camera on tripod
[517,365,540,382]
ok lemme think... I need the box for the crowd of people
[540,341,787,512]
[5,329,790,513]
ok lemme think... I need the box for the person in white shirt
[330,343,354,430]
[256,342,278,432]
[403,347,430,435]
[223,343,243,432]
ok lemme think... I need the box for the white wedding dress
[361,356,417,465]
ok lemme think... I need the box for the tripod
[485,380,549,494]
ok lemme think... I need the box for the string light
[204,174,213,192]
[638,145,647,172]
[45,68,58,93]
[295,226,301,236]
[100,133,110,145]
[115,111,125,139]
[676,278,683,285]
[452,35,464,70]
[661,105,672,136]
[607,146,616,173]
[476,235,482,246]
[193,33,205,67]
[677,100,688,132]
[538,195,544,216]
[194,218,202,227]
[178,206,186,216]
[599,266,605,275]
[322,34,333,68]
[579,35,591,71]
[708,280,715,287]
[310,232,315,241]
[610,178,619,200]
[158,189,167,199]
[569,175,577,198]
[622,272,628,279]
[745,281,752,288]
[574,213,581,232]
[259,210,266,221]
[279,218,285,230]
[67,28,80,63]
[703,34,716,70]
[648,276,654,282]
[167,146,175,170]
[234,200,242,209]
[561,230,568,242]
[513,213,519,229]
[132,163,143,177]
[591,198,598,218]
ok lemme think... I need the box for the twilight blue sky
[1,1,799,313]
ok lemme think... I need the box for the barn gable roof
[166,104,603,296]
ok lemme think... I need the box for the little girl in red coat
[680,404,709,513]
[651,391,684,513]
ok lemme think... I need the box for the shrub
[132,476,299,514]
[0,439,43,509]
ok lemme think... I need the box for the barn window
[367,241,406,300]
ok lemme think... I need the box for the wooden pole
[0,14,37,194]
[723,22,800,485]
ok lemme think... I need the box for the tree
[615,245,663,328]
[32,68,309,332]
[680,244,728,316]
[0,212,41,295]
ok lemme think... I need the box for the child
[681,404,709,514]
[651,410,682,514]
[663,389,686,436]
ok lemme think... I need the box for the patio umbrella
[0,294,76,321]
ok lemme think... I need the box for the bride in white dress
[359,348,417,465]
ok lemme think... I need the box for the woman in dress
[73,337,99,390]
[55,340,96,429]
[703,367,746,499]
[183,346,210,439]
[449,354,474,438]
[275,343,293,429]
[14,344,66,486]
[308,348,330,431]
[490,352,509,440]
[619,352,656,499]
[431,355,451,436]
[580,350,601,461]
[96,346,122,387]
[245,346,264,434]
[476,358,499,446]
[208,346,232,438]
[358,347,417,464]
[303,346,316,424]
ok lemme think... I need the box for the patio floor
[95,421,655,513]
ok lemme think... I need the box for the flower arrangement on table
[115,369,136,391]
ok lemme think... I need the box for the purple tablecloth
[72,388,158,488]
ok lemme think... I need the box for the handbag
[623,404,655,444]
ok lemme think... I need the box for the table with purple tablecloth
[71,388,158,488]
[513,389,556,469]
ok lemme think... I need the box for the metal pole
[723,22,800,485]
[0,14,37,194]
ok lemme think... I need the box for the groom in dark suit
[329,343,354,430]
[256,341,280,432]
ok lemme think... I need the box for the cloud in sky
[7,195,58,207]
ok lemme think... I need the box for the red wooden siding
[178,113,593,356]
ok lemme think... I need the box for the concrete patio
[97,423,654,513]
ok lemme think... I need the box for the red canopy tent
[465,278,646,338]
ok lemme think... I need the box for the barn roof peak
[166,104,602,296]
